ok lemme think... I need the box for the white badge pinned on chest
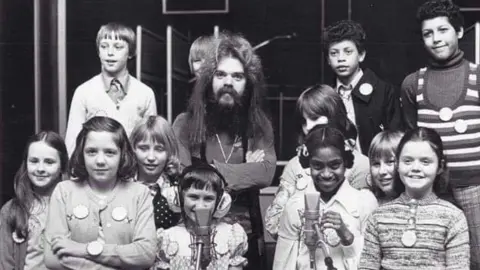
[359,83,373,96]
[439,107,453,121]
[296,177,308,190]
[73,205,89,219]
[454,119,468,134]
[401,230,417,247]
[111,206,128,221]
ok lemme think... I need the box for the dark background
[1,0,479,203]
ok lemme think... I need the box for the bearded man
[173,33,276,269]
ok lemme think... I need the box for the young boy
[64,22,157,156]
[323,20,403,155]
[401,0,480,267]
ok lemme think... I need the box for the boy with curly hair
[323,20,403,155]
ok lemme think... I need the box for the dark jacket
[0,200,27,270]
[345,69,403,155]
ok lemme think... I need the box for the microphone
[253,32,297,50]
[194,207,213,270]
[304,193,337,270]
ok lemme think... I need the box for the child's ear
[437,158,446,175]
[359,50,366,63]
[457,27,464,39]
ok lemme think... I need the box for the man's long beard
[206,86,247,138]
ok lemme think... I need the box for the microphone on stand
[304,193,337,270]
[194,207,213,270]
[253,32,297,51]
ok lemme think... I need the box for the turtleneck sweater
[359,192,469,270]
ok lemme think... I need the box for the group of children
[0,0,479,269]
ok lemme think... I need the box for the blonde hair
[188,35,216,73]
[130,115,180,178]
[368,130,404,163]
[96,22,136,57]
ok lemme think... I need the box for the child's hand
[51,237,87,258]
[246,149,265,163]
[320,211,354,246]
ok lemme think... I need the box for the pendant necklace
[215,134,238,163]
[401,198,418,247]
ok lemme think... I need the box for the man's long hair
[186,32,272,148]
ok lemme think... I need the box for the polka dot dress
[149,183,181,229]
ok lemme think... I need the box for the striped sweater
[401,54,480,187]
[359,192,469,270]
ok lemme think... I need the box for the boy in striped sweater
[400,0,480,267]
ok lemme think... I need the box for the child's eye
[137,146,149,151]
[371,161,380,167]
[28,158,39,163]
[329,51,338,57]
[85,149,97,155]
[45,159,57,165]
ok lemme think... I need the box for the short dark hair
[70,116,137,181]
[417,0,464,32]
[305,126,355,169]
[323,20,367,54]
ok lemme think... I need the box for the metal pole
[57,0,67,137]
[34,0,41,133]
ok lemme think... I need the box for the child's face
[27,141,62,191]
[327,40,365,80]
[421,16,463,62]
[84,131,121,184]
[370,154,396,194]
[398,141,441,198]
[182,187,217,224]
[302,113,329,135]
[310,146,346,194]
[191,59,204,77]
[134,138,168,179]
[98,34,130,75]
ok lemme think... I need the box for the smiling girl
[156,164,248,270]
[130,115,181,229]
[359,127,469,269]
[273,126,377,269]
[0,131,68,270]
[44,116,156,269]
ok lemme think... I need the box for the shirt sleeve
[264,158,298,238]
[400,73,418,131]
[228,223,249,267]
[214,125,277,191]
[144,87,157,116]
[358,214,381,270]
[445,212,470,270]
[44,183,74,269]
[91,186,157,269]
[383,82,404,131]
[64,87,86,157]
[341,190,378,267]
[0,201,15,270]
[172,113,193,169]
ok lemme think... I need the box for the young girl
[44,116,157,269]
[130,115,181,229]
[359,127,470,269]
[156,164,248,270]
[367,131,404,205]
[273,126,378,270]
[0,131,68,270]
[265,84,371,239]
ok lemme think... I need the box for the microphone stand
[304,193,337,270]
[194,208,213,270]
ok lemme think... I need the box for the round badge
[166,241,179,256]
[12,232,25,244]
[439,107,453,122]
[401,230,417,247]
[73,205,89,219]
[324,228,341,247]
[454,119,468,134]
[296,177,308,190]
[359,83,373,96]
[111,206,128,221]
